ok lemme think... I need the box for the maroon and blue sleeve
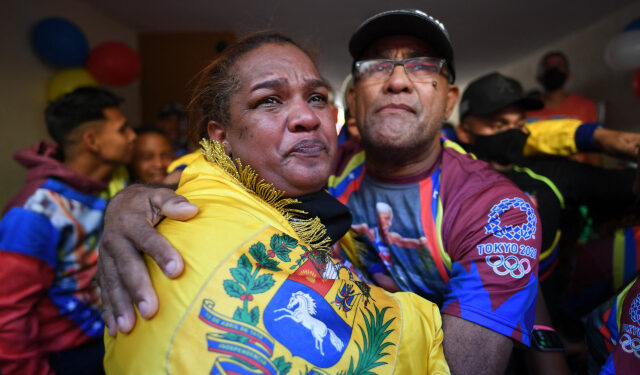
[441,182,541,346]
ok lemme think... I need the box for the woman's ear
[207,120,232,155]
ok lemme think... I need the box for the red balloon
[634,68,640,101]
[86,41,141,86]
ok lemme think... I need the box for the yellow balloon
[47,68,98,101]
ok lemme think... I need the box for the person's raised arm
[97,184,197,336]
[525,119,640,160]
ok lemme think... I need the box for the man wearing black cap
[456,72,546,168]
[328,10,541,374]
[96,10,541,374]
[453,71,640,165]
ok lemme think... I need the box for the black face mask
[540,68,567,91]
[468,128,529,165]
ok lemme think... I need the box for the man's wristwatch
[532,324,564,352]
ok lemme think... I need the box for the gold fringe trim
[200,139,332,252]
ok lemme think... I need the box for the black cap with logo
[459,72,543,122]
[349,9,456,83]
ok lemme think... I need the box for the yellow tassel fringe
[200,139,331,252]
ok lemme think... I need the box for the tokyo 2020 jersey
[329,139,541,346]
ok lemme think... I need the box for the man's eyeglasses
[354,57,448,83]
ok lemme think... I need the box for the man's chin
[362,134,413,152]
[366,122,419,142]
[371,112,417,127]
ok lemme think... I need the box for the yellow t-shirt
[104,149,449,374]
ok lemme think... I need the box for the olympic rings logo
[485,255,531,279]
[619,333,640,358]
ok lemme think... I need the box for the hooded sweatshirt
[0,141,107,375]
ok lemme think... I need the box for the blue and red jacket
[0,142,107,375]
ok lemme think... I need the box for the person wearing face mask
[456,72,640,345]
[527,51,601,166]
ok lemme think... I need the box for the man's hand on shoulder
[97,184,197,336]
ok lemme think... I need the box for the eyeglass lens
[358,58,443,82]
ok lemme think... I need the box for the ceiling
[86,0,635,90]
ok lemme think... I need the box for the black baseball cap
[459,72,543,122]
[349,9,456,83]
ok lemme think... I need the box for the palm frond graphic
[338,305,396,375]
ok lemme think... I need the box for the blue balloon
[623,18,640,32]
[31,17,89,68]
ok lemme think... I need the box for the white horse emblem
[274,291,344,356]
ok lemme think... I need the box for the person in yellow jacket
[104,31,450,374]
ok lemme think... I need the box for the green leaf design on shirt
[250,274,275,294]
[230,267,252,287]
[238,254,252,269]
[270,233,298,262]
[223,280,243,298]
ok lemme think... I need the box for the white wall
[466,2,640,133]
[0,0,140,209]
